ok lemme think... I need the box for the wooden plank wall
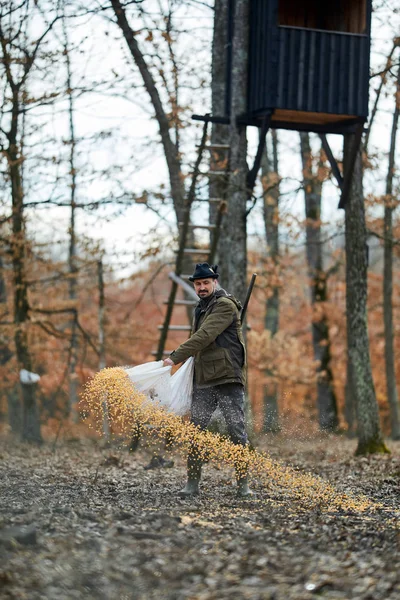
[275,27,369,117]
[248,0,279,115]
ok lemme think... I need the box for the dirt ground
[0,433,399,600]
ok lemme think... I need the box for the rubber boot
[236,474,255,498]
[178,453,202,498]
[236,461,255,498]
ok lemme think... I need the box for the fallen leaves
[0,436,399,599]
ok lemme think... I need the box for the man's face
[193,277,217,299]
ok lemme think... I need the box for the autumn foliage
[0,214,397,439]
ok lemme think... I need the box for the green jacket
[169,289,246,388]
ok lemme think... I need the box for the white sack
[20,369,40,385]
[125,357,194,416]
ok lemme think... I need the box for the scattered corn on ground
[82,367,378,513]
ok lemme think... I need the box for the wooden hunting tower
[193,0,372,207]
[234,0,372,134]
[157,0,373,361]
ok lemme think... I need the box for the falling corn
[82,367,377,513]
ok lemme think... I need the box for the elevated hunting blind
[245,0,372,133]
[194,0,372,208]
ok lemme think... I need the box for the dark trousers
[191,383,248,445]
[187,383,248,478]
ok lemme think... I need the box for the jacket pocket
[201,348,232,382]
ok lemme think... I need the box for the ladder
[154,123,230,360]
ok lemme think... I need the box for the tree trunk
[219,0,248,304]
[300,132,338,432]
[64,18,79,420]
[0,255,18,431]
[98,259,110,439]
[344,136,388,455]
[261,131,280,432]
[209,0,229,246]
[7,388,21,434]
[9,107,42,443]
[344,360,356,435]
[383,60,400,440]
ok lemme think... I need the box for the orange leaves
[248,329,317,387]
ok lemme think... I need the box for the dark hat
[188,263,219,282]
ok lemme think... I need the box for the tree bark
[300,132,338,432]
[383,59,400,440]
[261,131,280,432]
[209,0,229,244]
[344,136,388,455]
[0,255,19,432]
[218,0,248,304]
[344,360,356,435]
[7,388,21,434]
[64,18,79,420]
[9,111,42,443]
[98,259,110,439]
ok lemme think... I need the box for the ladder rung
[193,198,223,203]
[178,223,217,230]
[163,300,196,306]
[197,144,230,150]
[202,171,227,177]
[174,248,209,255]
[206,144,230,150]
[183,249,209,255]
[157,325,191,331]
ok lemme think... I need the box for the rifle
[240,273,257,323]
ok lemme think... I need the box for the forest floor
[0,432,399,600]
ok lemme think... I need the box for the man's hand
[163,357,174,367]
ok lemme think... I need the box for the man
[163,262,253,498]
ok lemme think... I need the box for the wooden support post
[192,114,230,125]
[319,134,343,190]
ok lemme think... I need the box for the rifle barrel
[241,273,257,322]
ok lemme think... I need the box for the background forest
[0,0,399,448]
[2,2,400,599]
